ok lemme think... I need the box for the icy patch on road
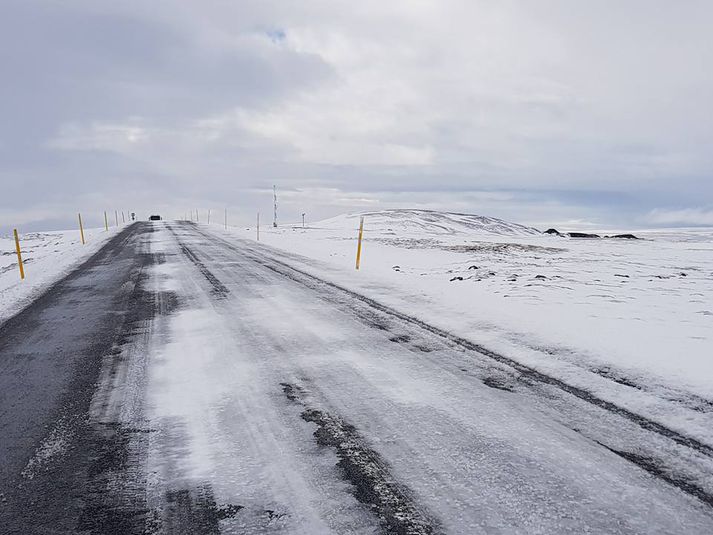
[21,414,78,480]
[148,308,231,480]
[143,225,381,533]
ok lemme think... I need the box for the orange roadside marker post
[78,213,86,244]
[13,229,25,280]
[355,216,364,270]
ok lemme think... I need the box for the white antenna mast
[273,185,278,228]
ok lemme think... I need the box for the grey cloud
[1,1,713,235]
[0,1,331,164]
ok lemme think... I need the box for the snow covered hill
[315,209,541,237]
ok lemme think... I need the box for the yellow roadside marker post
[78,213,86,244]
[115,210,118,226]
[13,229,25,280]
[257,212,260,241]
[104,211,109,231]
[224,208,227,230]
[208,209,211,225]
[122,211,126,224]
[355,216,364,270]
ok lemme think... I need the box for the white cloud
[647,208,713,226]
[42,0,713,176]
[48,120,150,152]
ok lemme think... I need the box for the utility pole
[273,185,278,228]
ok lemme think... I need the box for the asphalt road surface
[1,221,712,534]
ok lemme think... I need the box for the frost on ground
[20,413,77,480]
[210,210,713,442]
[0,226,119,325]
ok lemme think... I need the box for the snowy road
[2,221,713,534]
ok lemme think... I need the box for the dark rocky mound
[543,228,639,240]
[567,232,601,238]
[607,233,639,239]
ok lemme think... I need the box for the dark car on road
[149,215,162,221]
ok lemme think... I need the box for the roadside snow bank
[0,226,120,325]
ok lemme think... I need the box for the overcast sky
[1,0,712,233]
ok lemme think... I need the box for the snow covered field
[205,210,713,440]
[0,226,119,325]
[3,211,710,428]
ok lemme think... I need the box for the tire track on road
[281,382,441,535]
[167,225,229,299]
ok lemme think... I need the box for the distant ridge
[317,209,541,236]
